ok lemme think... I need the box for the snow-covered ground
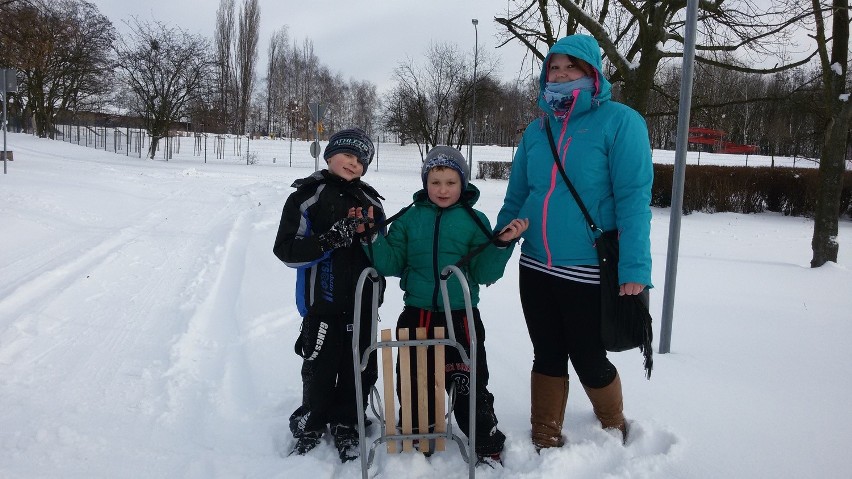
[1,132,850,478]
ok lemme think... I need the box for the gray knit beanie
[421,146,469,189]
[323,128,375,174]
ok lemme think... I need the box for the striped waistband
[520,254,600,284]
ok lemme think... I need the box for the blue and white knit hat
[323,128,375,174]
[421,146,470,189]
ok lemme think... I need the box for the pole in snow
[659,0,700,354]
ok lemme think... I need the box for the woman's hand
[497,218,529,242]
[619,282,645,296]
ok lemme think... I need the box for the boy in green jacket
[360,146,528,464]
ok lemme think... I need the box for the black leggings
[519,265,617,388]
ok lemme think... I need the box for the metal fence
[50,125,521,175]
[49,124,831,172]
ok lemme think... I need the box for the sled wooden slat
[433,327,446,452]
[415,327,429,453]
[398,328,414,452]
[380,329,397,453]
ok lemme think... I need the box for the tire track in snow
[159,196,266,450]
[0,208,181,369]
[0,177,269,473]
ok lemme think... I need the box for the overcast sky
[93,0,538,94]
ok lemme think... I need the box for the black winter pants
[396,306,502,452]
[519,265,617,388]
[292,308,377,434]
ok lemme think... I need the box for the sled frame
[352,266,477,479]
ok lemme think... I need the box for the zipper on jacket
[431,209,443,311]
[542,101,577,268]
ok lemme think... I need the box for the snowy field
[1,132,850,478]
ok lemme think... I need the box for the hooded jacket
[273,170,385,317]
[367,184,515,311]
[496,34,653,287]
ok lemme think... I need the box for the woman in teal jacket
[364,146,527,462]
[495,34,653,448]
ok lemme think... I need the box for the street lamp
[469,18,478,175]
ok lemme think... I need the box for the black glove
[317,217,358,252]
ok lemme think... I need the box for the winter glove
[317,217,359,252]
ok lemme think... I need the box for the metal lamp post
[469,18,478,175]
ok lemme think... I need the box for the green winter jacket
[365,185,515,311]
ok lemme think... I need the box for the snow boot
[476,452,503,468]
[583,373,627,444]
[476,426,506,456]
[288,430,323,456]
[530,372,568,449]
[330,424,359,463]
[474,425,505,466]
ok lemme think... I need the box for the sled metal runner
[352,265,478,479]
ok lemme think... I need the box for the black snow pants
[291,308,377,435]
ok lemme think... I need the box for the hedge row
[477,161,852,218]
[652,165,852,217]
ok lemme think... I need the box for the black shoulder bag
[544,117,653,379]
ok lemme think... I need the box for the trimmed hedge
[652,165,852,217]
[478,160,852,218]
[476,161,513,180]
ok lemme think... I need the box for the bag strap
[544,117,602,235]
[358,201,413,240]
[460,199,494,241]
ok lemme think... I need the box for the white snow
[1,132,850,478]
[831,62,844,76]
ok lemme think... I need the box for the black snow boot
[475,426,505,466]
[330,424,360,463]
[288,430,323,456]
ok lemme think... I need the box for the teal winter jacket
[496,34,653,288]
[366,185,515,311]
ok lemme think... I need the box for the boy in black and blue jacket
[273,128,385,462]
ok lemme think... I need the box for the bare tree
[0,0,114,138]
[234,0,259,134]
[496,0,818,115]
[810,0,850,266]
[214,0,235,133]
[264,27,288,136]
[114,19,209,158]
[384,42,496,154]
[262,30,382,140]
[348,80,378,134]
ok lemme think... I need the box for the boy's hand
[317,217,359,251]
[497,218,529,242]
[353,206,375,234]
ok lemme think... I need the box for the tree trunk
[810,107,850,266]
[810,0,849,267]
[148,136,161,159]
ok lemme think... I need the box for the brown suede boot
[583,373,627,444]
[530,372,568,449]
